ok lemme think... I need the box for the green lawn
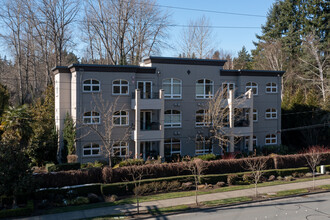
[202,196,252,206]
[43,175,330,215]
[269,188,309,197]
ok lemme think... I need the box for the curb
[132,189,330,219]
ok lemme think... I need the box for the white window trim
[195,109,211,127]
[196,79,214,99]
[112,79,129,95]
[265,134,277,145]
[113,142,129,157]
[163,78,182,99]
[246,109,258,122]
[83,79,100,92]
[266,82,278,93]
[165,138,181,155]
[222,82,235,99]
[83,111,100,124]
[265,108,277,119]
[246,82,258,96]
[195,139,212,155]
[113,111,129,126]
[245,136,258,148]
[164,110,182,128]
[83,143,100,157]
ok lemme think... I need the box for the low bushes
[277,167,310,177]
[194,153,217,161]
[0,201,33,218]
[47,163,80,172]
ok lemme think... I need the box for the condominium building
[53,57,284,163]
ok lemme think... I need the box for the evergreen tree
[29,86,58,166]
[63,113,76,156]
[233,46,252,70]
[0,83,9,117]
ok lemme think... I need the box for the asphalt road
[146,192,330,220]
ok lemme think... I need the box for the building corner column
[134,89,141,158]
[159,89,165,160]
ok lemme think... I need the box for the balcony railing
[131,92,160,99]
[140,122,161,131]
[234,119,250,127]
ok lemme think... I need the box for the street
[146,192,330,220]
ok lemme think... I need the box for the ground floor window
[195,137,212,155]
[265,134,277,145]
[113,142,129,157]
[245,136,257,149]
[83,143,100,156]
[165,138,181,156]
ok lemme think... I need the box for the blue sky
[158,0,276,57]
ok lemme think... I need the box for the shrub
[194,154,217,161]
[47,163,80,172]
[69,197,89,205]
[67,155,78,163]
[0,200,33,218]
[118,159,144,167]
[227,174,239,185]
[242,173,252,183]
[0,195,13,208]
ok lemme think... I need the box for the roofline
[220,69,285,77]
[143,56,227,66]
[52,64,156,74]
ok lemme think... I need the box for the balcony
[222,126,252,136]
[131,92,163,109]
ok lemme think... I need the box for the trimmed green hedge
[0,201,33,219]
[48,163,80,172]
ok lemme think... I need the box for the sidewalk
[17,178,330,220]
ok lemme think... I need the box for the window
[163,78,182,99]
[83,143,100,156]
[164,110,181,127]
[113,142,128,157]
[195,137,212,155]
[83,111,100,124]
[165,138,181,155]
[196,79,214,99]
[195,109,210,127]
[112,79,129,95]
[245,109,258,122]
[265,134,277,145]
[245,82,258,95]
[266,82,277,93]
[245,136,257,148]
[83,79,100,92]
[113,111,129,126]
[265,108,277,119]
[222,83,235,99]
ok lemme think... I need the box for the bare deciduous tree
[179,15,214,59]
[299,33,329,104]
[123,163,150,214]
[303,146,328,189]
[244,156,268,197]
[185,158,207,206]
[83,0,169,65]
[82,95,131,167]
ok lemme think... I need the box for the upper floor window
[113,111,129,126]
[196,79,214,99]
[163,78,182,99]
[83,111,100,124]
[112,79,129,95]
[195,137,212,155]
[246,82,258,95]
[113,141,128,157]
[83,143,100,156]
[266,82,277,93]
[164,110,181,128]
[195,109,210,127]
[265,108,277,119]
[222,83,235,99]
[165,138,181,155]
[265,134,277,145]
[83,79,100,92]
[245,108,258,122]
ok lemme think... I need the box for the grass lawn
[42,175,330,215]
[202,196,252,206]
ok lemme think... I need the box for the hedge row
[34,167,311,199]
[35,153,330,188]
[0,201,33,219]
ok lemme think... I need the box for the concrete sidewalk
[17,178,330,220]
